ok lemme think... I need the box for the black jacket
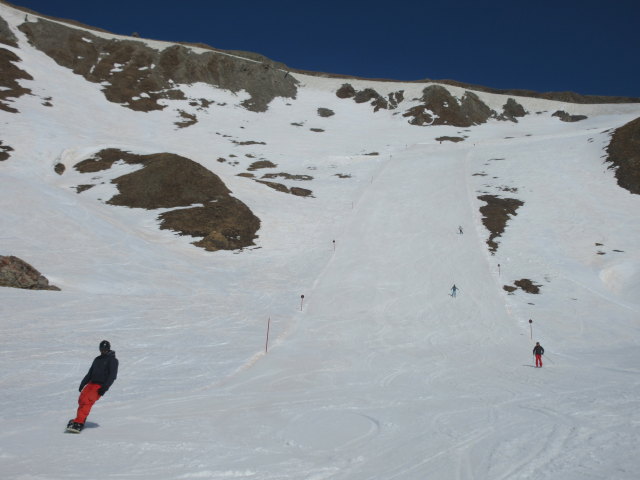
[533,345,544,356]
[80,350,118,393]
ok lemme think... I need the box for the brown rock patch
[477,194,524,254]
[0,48,33,113]
[605,117,640,194]
[0,255,60,291]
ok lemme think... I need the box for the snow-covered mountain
[1,2,639,478]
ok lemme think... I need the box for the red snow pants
[535,354,543,367]
[74,383,101,424]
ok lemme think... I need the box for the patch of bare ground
[247,160,277,171]
[436,136,465,143]
[0,255,60,290]
[255,180,313,197]
[503,279,541,294]
[0,140,14,160]
[0,48,32,112]
[605,116,640,195]
[310,128,324,132]
[552,110,588,122]
[261,173,313,181]
[72,149,260,251]
[317,108,334,117]
[175,110,197,128]
[232,140,267,146]
[477,194,524,254]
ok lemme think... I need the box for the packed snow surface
[1,4,639,479]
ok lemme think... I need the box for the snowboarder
[66,340,118,433]
[533,342,544,368]
[458,226,463,235]
[450,284,459,297]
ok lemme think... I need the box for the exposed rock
[255,179,313,197]
[336,83,404,112]
[19,17,298,112]
[605,117,640,195]
[404,85,496,127]
[336,83,356,99]
[54,162,65,174]
[436,136,465,143]
[0,13,18,47]
[552,110,588,122]
[0,48,33,113]
[0,255,60,290]
[261,172,313,181]
[175,110,197,128]
[499,98,527,122]
[73,149,260,251]
[107,155,229,209]
[317,108,334,117]
[0,140,14,160]
[477,194,524,254]
[247,160,277,171]
[158,197,260,252]
[504,279,541,294]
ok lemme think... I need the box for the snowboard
[65,420,83,433]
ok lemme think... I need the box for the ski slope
[1,3,640,478]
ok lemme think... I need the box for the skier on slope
[450,284,459,297]
[533,341,544,368]
[67,340,118,432]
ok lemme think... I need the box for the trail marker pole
[300,294,305,311]
[332,239,336,251]
[529,319,533,340]
[265,317,271,353]
[498,263,501,276]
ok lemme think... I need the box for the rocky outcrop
[73,149,260,251]
[403,85,496,127]
[0,13,18,47]
[336,83,404,112]
[18,17,297,112]
[606,117,640,195]
[0,255,60,290]
[0,47,32,113]
[552,110,587,122]
[499,98,527,122]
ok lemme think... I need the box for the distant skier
[66,340,118,433]
[458,226,463,235]
[533,342,544,368]
[450,284,459,297]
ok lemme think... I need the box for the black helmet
[99,340,111,352]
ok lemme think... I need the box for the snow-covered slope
[1,2,639,479]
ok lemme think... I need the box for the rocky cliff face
[606,117,640,195]
[17,17,298,112]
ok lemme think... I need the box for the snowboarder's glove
[98,386,107,396]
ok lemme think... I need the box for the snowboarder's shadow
[83,421,100,429]
[522,364,538,368]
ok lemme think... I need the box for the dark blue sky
[11,0,640,97]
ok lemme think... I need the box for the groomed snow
[1,3,639,479]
